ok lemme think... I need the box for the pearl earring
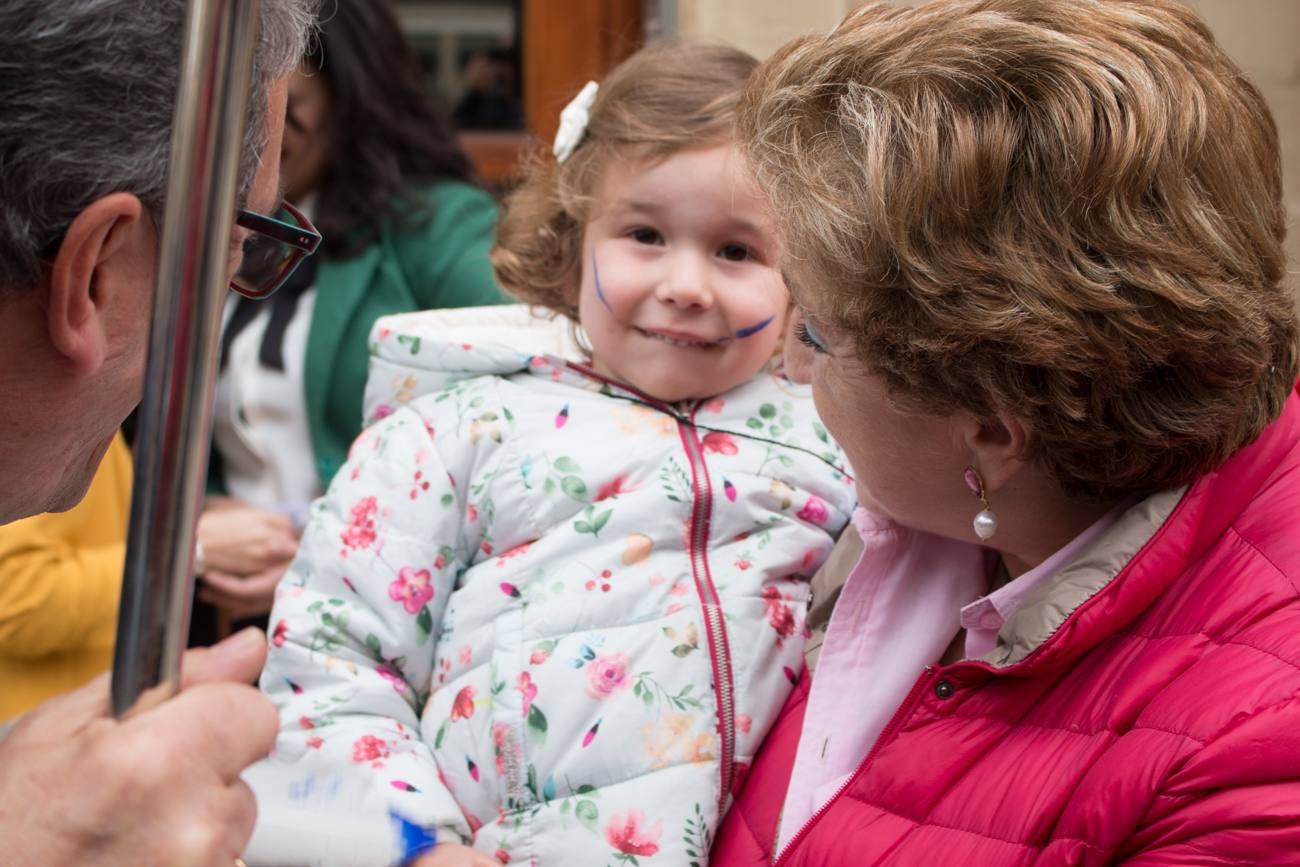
[963,466,998,541]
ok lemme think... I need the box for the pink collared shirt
[776,509,988,853]
[777,503,1130,854]
[960,504,1127,658]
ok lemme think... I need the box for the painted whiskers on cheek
[592,253,775,344]
[729,316,775,341]
[592,253,615,313]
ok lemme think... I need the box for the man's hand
[0,627,278,866]
[409,842,505,867]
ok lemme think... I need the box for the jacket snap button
[934,680,955,699]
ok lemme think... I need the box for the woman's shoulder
[411,180,498,216]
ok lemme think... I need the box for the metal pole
[112,0,262,716]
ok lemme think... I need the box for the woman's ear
[957,408,1032,493]
[44,193,145,374]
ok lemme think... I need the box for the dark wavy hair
[308,0,475,257]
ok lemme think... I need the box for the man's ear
[956,408,1032,493]
[44,192,146,374]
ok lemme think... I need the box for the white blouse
[211,286,320,524]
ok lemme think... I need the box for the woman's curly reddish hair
[492,41,758,321]
[739,0,1298,500]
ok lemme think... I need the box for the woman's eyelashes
[795,319,829,353]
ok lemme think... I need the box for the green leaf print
[561,475,588,501]
[554,456,582,472]
[574,505,611,538]
[434,719,450,749]
[416,606,433,644]
[746,418,763,430]
[365,633,382,658]
[575,799,599,834]
[814,421,830,444]
[396,334,421,355]
[527,704,548,747]
[759,403,777,419]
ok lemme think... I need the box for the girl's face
[577,142,788,402]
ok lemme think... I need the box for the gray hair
[0,0,318,291]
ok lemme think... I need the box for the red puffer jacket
[714,384,1300,866]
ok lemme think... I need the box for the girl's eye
[629,227,662,245]
[719,243,752,262]
[795,319,829,354]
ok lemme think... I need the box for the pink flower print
[458,645,473,665]
[703,398,726,414]
[796,495,830,525]
[594,474,637,502]
[351,734,390,765]
[341,496,379,548]
[495,541,533,567]
[529,642,553,665]
[466,503,479,522]
[762,586,796,646]
[481,541,494,556]
[605,809,663,856]
[492,722,511,775]
[299,715,314,730]
[306,736,323,750]
[495,849,510,864]
[372,404,394,421]
[451,686,476,721]
[735,558,752,571]
[701,432,739,455]
[516,671,538,716]
[585,653,631,699]
[737,713,753,734]
[388,566,433,615]
[271,619,289,647]
[377,664,408,694]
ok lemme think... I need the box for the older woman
[714,1,1300,864]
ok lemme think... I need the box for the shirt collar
[961,500,1131,658]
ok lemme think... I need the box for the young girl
[259,43,855,866]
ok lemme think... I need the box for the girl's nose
[654,251,713,309]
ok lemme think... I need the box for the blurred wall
[676,0,1300,292]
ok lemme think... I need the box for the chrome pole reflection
[112,0,262,716]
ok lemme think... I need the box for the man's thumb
[182,626,268,687]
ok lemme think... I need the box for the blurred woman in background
[194,0,504,638]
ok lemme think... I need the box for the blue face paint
[732,315,775,340]
[592,252,774,344]
[592,254,615,312]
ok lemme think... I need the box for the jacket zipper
[772,666,938,866]
[677,401,738,813]
[557,363,739,811]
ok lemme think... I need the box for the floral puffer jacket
[258,315,854,866]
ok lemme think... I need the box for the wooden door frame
[459,0,643,187]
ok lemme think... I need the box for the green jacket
[211,181,507,494]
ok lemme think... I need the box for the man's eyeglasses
[231,200,321,299]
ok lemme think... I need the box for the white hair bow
[553,80,599,163]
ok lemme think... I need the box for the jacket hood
[364,304,585,425]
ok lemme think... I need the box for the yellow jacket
[0,432,131,718]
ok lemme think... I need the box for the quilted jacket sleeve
[259,381,506,848]
[1118,692,1300,865]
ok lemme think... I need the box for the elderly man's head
[0,0,316,523]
